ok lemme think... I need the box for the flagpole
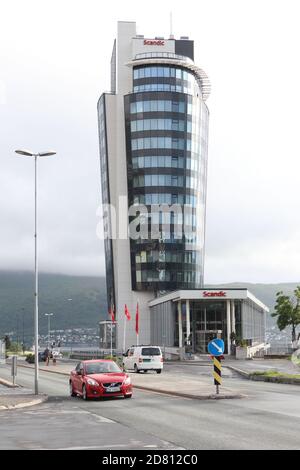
[123,316,126,353]
[136,300,139,346]
[110,320,113,357]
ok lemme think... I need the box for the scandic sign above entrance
[202,291,227,298]
[144,39,165,46]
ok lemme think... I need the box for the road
[0,363,300,450]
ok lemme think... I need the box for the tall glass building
[98,22,211,350]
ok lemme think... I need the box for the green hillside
[0,271,299,342]
[0,271,107,340]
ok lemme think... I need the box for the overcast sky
[0,0,299,283]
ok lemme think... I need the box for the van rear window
[141,347,161,356]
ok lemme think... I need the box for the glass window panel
[165,174,171,186]
[158,175,167,186]
[144,138,151,149]
[165,101,172,112]
[157,66,164,77]
[156,100,163,112]
[144,101,151,112]
[145,67,151,77]
[165,156,172,167]
[136,101,143,113]
[145,156,151,167]
[172,156,178,168]
[176,68,182,79]
[130,102,136,113]
[152,174,158,186]
[152,156,158,167]
[151,119,158,130]
[150,67,157,77]
[131,121,136,132]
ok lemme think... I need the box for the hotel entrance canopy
[148,289,269,354]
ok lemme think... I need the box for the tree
[272,287,300,343]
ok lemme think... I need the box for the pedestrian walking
[44,347,50,366]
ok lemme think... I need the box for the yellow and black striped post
[213,356,222,394]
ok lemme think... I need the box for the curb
[133,384,245,400]
[18,363,69,376]
[0,394,48,411]
[226,365,251,379]
[227,365,300,385]
[0,377,20,388]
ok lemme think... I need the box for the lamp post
[15,149,56,394]
[67,299,73,355]
[45,313,54,349]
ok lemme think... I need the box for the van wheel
[134,364,140,373]
[156,370,162,374]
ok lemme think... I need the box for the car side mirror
[77,370,83,375]
[123,353,127,357]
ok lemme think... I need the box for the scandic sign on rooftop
[144,39,165,46]
[202,291,227,298]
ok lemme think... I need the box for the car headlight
[87,378,99,386]
[123,376,131,385]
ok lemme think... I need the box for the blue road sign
[208,338,225,356]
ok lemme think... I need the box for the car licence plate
[106,386,121,393]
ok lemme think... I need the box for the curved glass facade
[124,63,209,292]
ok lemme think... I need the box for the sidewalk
[17,361,244,400]
[0,380,47,410]
[225,358,300,385]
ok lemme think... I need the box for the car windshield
[85,362,121,375]
[141,347,161,356]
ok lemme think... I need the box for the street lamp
[15,149,57,395]
[67,299,73,355]
[45,313,54,349]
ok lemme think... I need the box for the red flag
[109,305,115,323]
[135,303,139,335]
[124,304,131,320]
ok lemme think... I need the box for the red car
[69,360,132,400]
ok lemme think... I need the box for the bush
[25,353,35,364]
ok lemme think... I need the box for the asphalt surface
[0,363,300,450]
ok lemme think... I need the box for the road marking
[23,409,115,423]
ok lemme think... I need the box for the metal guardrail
[69,350,122,360]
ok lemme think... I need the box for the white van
[122,346,163,373]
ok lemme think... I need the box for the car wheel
[156,369,162,374]
[143,370,148,373]
[124,394,132,399]
[134,364,140,374]
[82,385,89,400]
[69,381,76,397]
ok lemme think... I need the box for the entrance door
[195,330,221,354]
